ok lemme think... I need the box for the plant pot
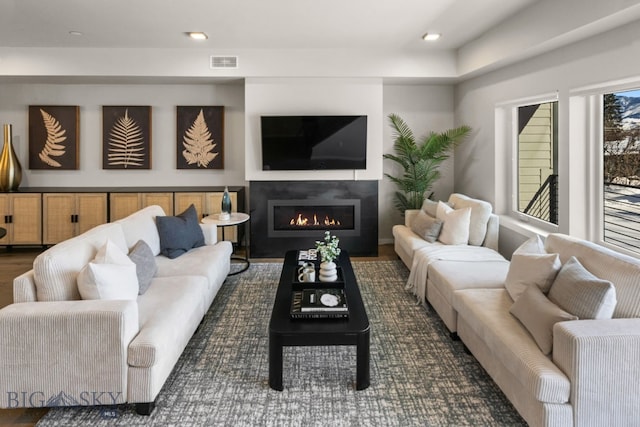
[319,261,337,282]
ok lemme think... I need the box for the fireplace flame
[289,213,341,227]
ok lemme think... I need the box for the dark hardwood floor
[0,243,397,426]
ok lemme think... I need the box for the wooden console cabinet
[0,186,245,247]
[109,192,174,221]
[43,193,108,244]
[0,193,42,245]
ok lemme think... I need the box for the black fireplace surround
[250,180,378,258]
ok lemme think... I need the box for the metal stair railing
[523,174,558,224]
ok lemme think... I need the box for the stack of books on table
[290,288,349,320]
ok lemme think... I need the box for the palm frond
[383,114,471,213]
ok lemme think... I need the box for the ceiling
[1,0,538,51]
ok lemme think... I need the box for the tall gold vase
[0,124,23,192]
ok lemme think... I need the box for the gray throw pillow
[156,204,206,259]
[410,210,443,243]
[128,239,158,294]
[510,285,577,355]
[548,256,617,319]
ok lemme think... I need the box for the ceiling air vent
[210,56,238,69]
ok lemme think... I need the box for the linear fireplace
[250,181,377,258]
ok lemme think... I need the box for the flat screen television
[261,115,367,170]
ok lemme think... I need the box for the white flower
[315,231,341,263]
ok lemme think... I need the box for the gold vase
[0,124,23,192]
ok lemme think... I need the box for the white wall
[244,77,383,182]
[382,84,455,243]
[454,19,640,255]
[0,82,246,188]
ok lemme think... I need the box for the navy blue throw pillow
[156,204,205,259]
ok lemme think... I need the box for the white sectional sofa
[394,194,640,426]
[0,205,232,415]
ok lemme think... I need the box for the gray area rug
[37,260,525,426]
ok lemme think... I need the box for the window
[516,101,558,225]
[602,89,640,254]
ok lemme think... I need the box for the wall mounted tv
[261,115,367,170]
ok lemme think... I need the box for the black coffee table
[268,250,370,391]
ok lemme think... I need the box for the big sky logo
[6,390,123,407]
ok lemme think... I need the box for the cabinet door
[11,194,42,245]
[77,193,107,235]
[174,193,206,218]
[0,195,9,244]
[141,193,174,216]
[207,192,238,242]
[110,193,141,221]
[43,193,75,244]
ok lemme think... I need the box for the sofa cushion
[156,204,205,259]
[453,288,571,403]
[510,285,578,355]
[128,275,209,368]
[155,241,233,300]
[128,240,158,295]
[436,202,471,245]
[548,256,617,319]
[77,239,139,300]
[429,258,510,304]
[410,210,443,243]
[33,222,128,301]
[448,193,493,246]
[116,205,165,256]
[505,253,562,301]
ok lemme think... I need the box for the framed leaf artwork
[28,105,79,170]
[176,106,224,169]
[103,106,152,169]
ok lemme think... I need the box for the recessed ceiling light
[422,33,441,41]
[69,31,83,36]
[187,32,208,40]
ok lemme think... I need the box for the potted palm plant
[383,113,471,214]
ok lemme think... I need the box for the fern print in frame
[103,106,151,169]
[176,106,224,169]
[28,105,79,170]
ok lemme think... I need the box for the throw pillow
[436,201,471,245]
[128,240,158,295]
[77,239,139,300]
[421,199,444,218]
[156,204,206,259]
[505,253,562,301]
[410,210,443,243]
[449,194,493,246]
[548,256,617,319]
[510,285,578,355]
[513,235,546,255]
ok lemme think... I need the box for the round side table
[202,213,250,275]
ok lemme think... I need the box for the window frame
[572,78,640,258]
[499,92,560,233]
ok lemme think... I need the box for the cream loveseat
[393,193,640,426]
[0,205,232,415]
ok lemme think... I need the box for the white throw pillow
[505,253,562,301]
[514,235,546,255]
[449,194,493,246]
[436,201,471,245]
[78,239,139,300]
